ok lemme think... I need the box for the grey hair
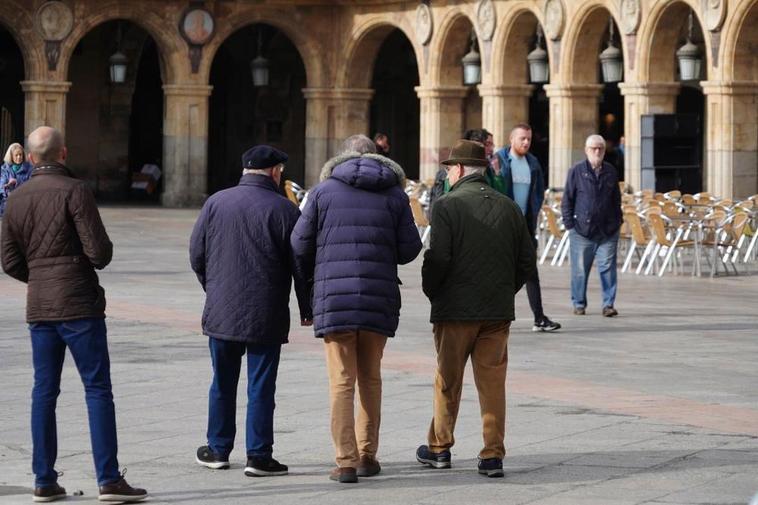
[461,165,486,176]
[3,143,24,164]
[340,134,377,155]
[27,127,65,164]
[585,134,605,148]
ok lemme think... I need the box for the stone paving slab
[1,206,757,505]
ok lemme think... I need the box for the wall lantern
[109,23,128,84]
[461,31,481,86]
[676,10,702,82]
[527,25,549,84]
[599,17,623,83]
[250,29,269,87]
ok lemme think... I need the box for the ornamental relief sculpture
[544,0,565,41]
[620,0,641,35]
[415,4,433,46]
[477,0,496,42]
[705,0,727,32]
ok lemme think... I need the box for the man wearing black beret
[190,145,312,477]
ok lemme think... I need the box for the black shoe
[477,457,504,478]
[573,307,586,315]
[244,456,288,477]
[329,467,358,483]
[33,483,66,502]
[416,445,451,469]
[533,317,561,332]
[196,445,230,469]
[98,477,147,502]
[602,306,618,317]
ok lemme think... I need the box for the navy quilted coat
[290,153,422,338]
[189,174,311,345]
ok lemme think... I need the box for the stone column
[302,88,374,188]
[478,84,534,148]
[20,81,72,135]
[618,82,680,192]
[544,84,603,188]
[701,81,758,199]
[162,84,212,207]
[415,85,468,181]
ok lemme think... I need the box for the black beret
[241,145,288,169]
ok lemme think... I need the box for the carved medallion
[415,4,433,46]
[477,0,496,41]
[179,6,215,46]
[35,1,74,42]
[705,0,727,32]
[620,0,641,35]
[544,0,565,41]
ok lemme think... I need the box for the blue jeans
[207,337,281,459]
[29,318,120,487]
[569,230,619,309]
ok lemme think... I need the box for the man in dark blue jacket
[189,145,312,477]
[561,134,623,317]
[495,124,561,332]
[291,134,422,483]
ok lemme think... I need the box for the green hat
[441,139,488,167]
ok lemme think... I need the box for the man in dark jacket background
[291,134,422,483]
[1,126,147,503]
[495,123,561,332]
[189,145,312,477]
[561,134,623,317]
[417,140,536,478]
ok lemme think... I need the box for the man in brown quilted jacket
[1,126,147,503]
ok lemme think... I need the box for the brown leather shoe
[357,455,381,477]
[329,467,358,483]
[98,478,147,502]
[602,306,618,317]
[33,483,66,502]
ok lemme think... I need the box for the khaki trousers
[324,329,388,468]
[428,320,510,460]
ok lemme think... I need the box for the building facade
[0,0,755,205]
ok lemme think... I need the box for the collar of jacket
[238,173,280,192]
[500,146,540,173]
[582,159,610,178]
[448,173,488,192]
[319,151,406,185]
[31,161,74,178]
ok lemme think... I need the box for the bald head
[27,126,66,165]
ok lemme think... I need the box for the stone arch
[430,8,479,87]
[0,4,43,80]
[724,0,758,82]
[637,0,709,83]
[339,18,419,89]
[58,3,177,83]
[493,5,545,86]
[561,1,624,85]
[201,8,322,88]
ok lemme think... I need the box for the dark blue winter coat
[189,174,311,345]
[561,160,622,239]
[494,147,545,234]
[290,153,422,338]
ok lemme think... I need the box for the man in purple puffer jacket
[291,134,422,483]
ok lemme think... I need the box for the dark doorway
[529,84,550,184]
[0,26,24,149]
[67,21,163,201]
[598,82,625,181]
[208,24,306,193]
[369,29,420,180]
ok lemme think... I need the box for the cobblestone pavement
[1,206,757,505]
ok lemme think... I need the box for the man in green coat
[416,140,536,478]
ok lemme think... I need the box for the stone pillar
[478,84,534,148]
[618,82,680,192]
[415,86,468,181]
[701,81,758,199]
[20,81,72,135]
[302,88,374,188]
[544,84,603,188]
[162,84,212,207]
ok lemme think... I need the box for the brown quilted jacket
[1,163,113,322]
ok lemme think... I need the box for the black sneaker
[532,317,561,332]
[244,456,288,477]
[477,457,504,478]
[98,476,147,502]
[196,445,230,469]
[416,445,451,469]
[33,483,66,502]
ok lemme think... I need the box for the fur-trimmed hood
[319,152,406,190]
